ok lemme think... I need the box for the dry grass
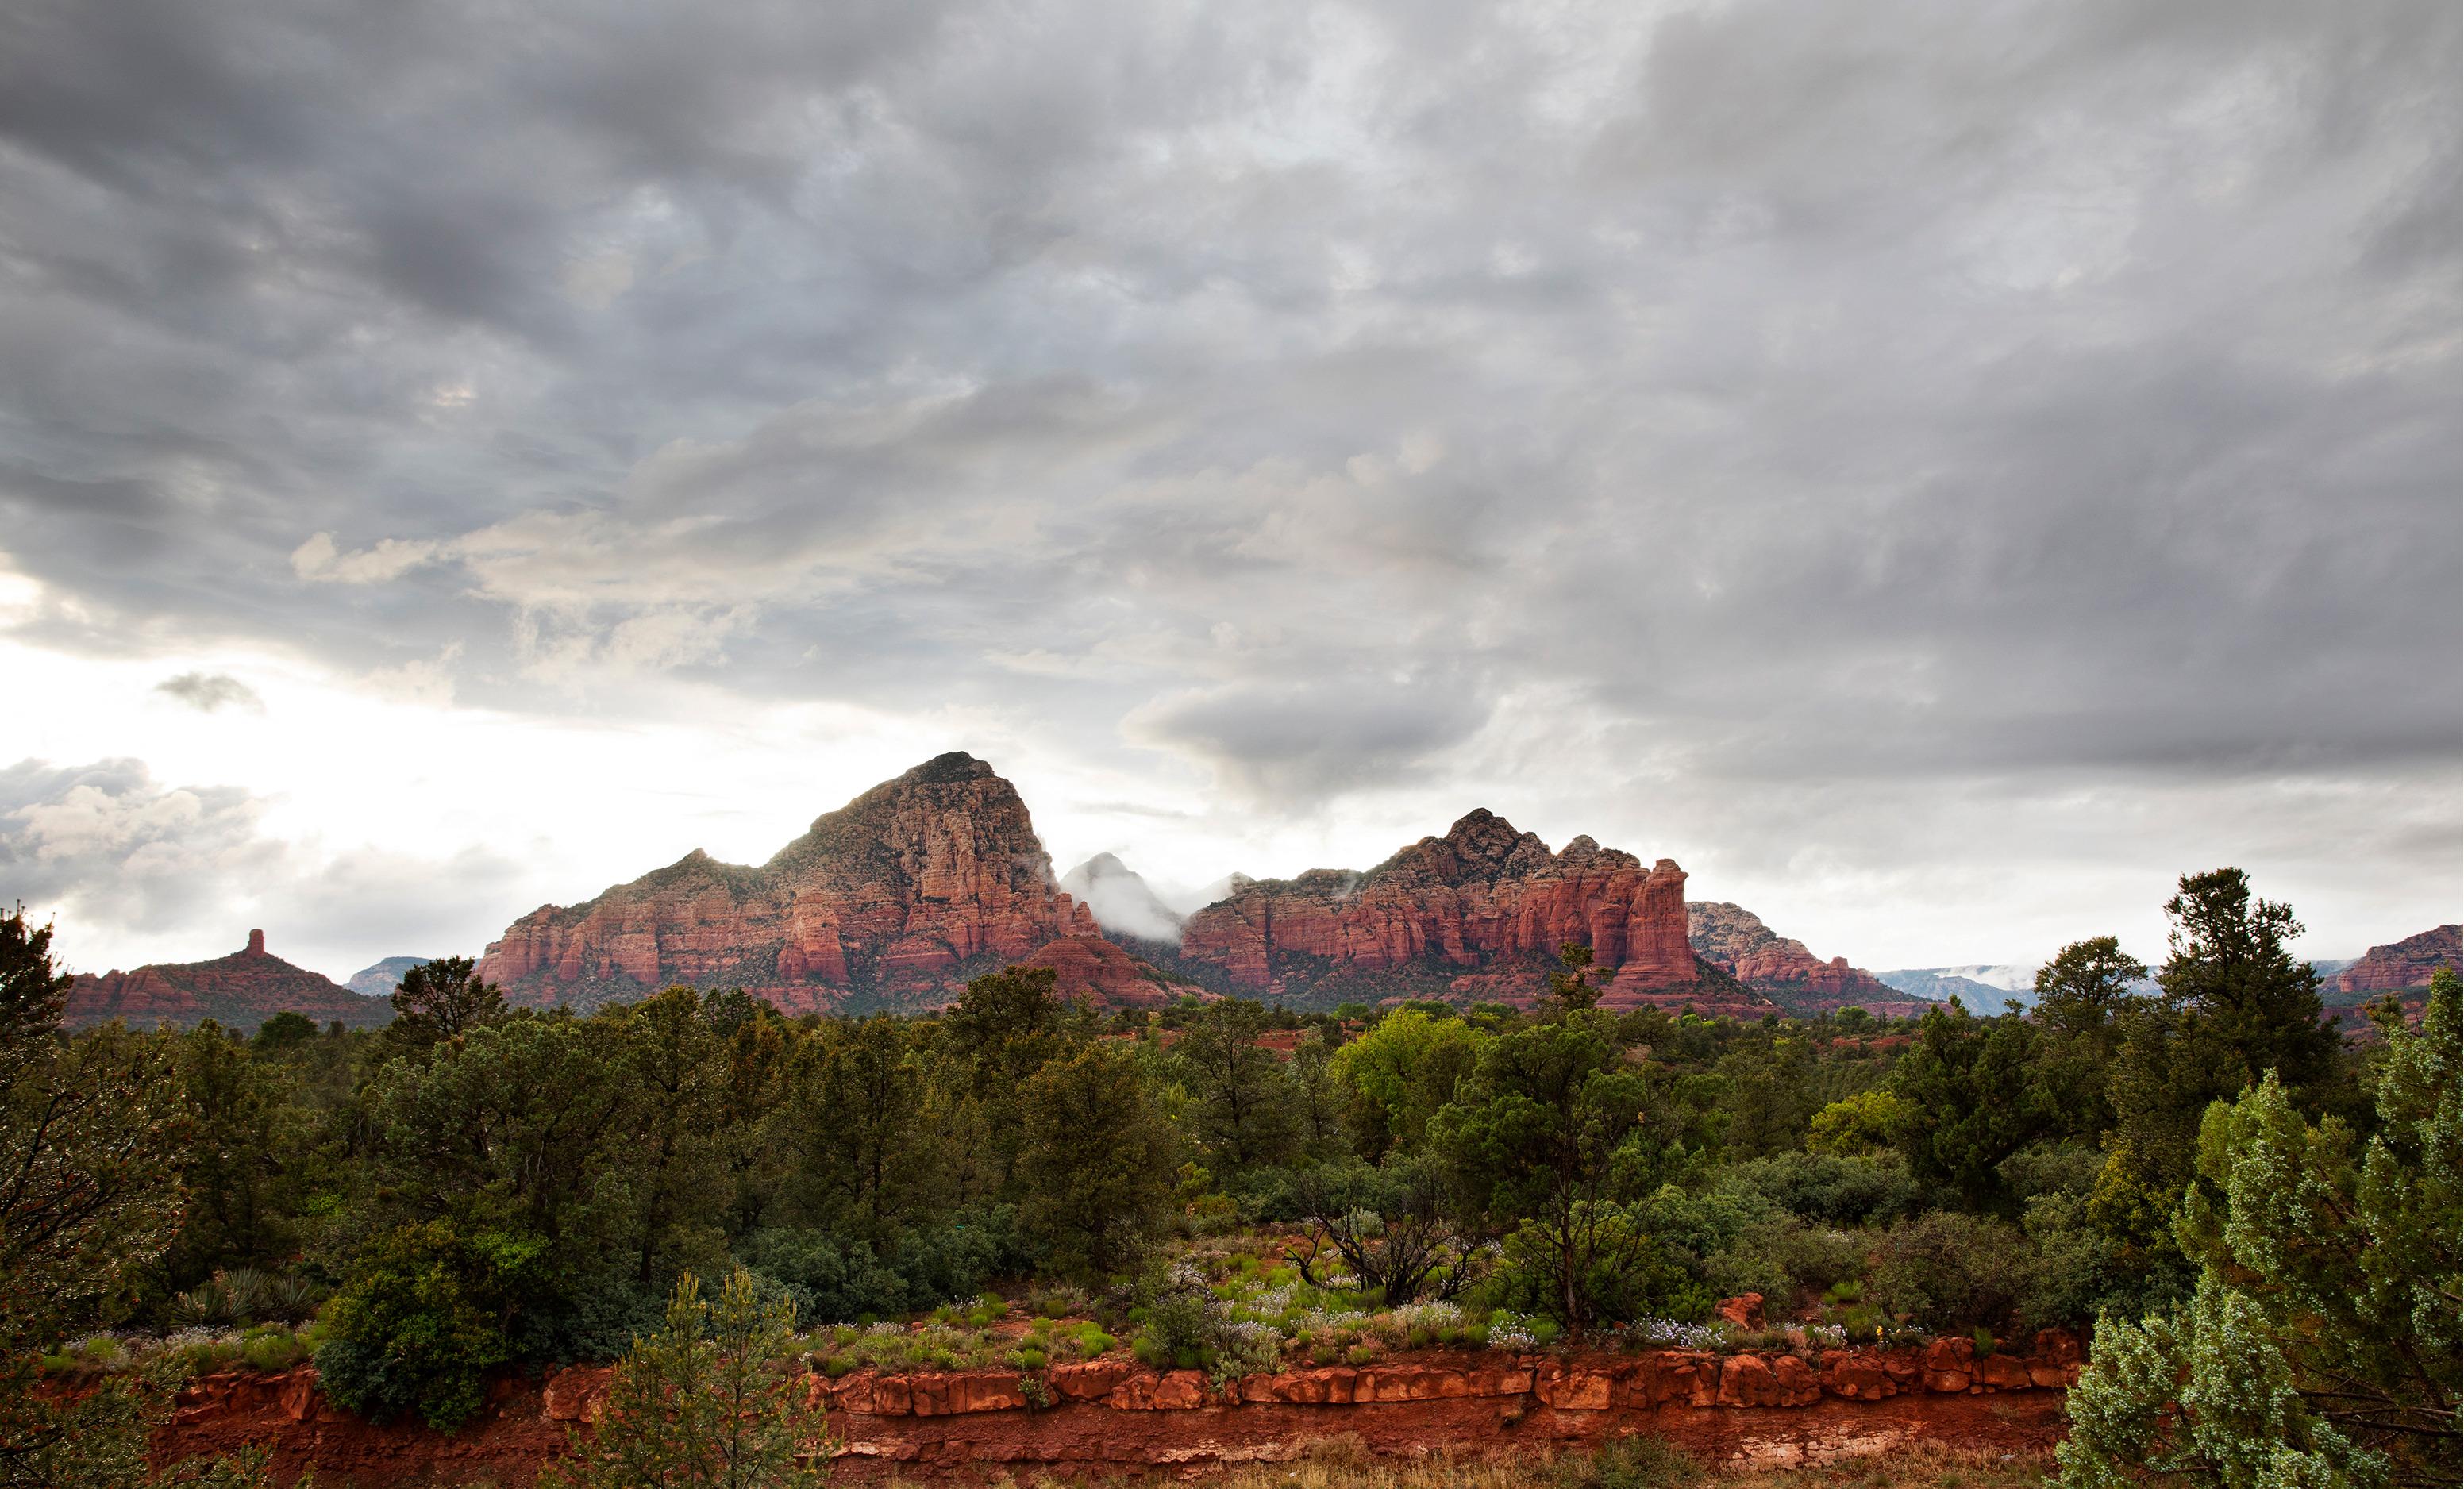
[886,1436,2051,1489]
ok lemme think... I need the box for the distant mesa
[1875,968,2004,1007]
[345,956,435,998]
[1058,853,1186,944]
[64,931,394,1034]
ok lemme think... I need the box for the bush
[1702,1214,1862,1303]
[1724,1151,1927,1227]
[1867,1211,2035,1333]
[316,1222,539,1431]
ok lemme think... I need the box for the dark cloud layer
[0,0,2454,951]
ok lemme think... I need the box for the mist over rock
[345,956,434,998]
[65,930,392,1033]
[474,752,1129,1013]
[1058,852,1185,944]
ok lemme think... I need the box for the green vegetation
[1,868,2453,1484]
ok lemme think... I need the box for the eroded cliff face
[150,1333,2078,1485]
[1684,902,1907,1014]
[1175,810,1720,1006]
[64,933,391,1033]
[2336,924,2461,994]
[475,753,1117,1013]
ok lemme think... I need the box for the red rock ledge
[156,1334,2079,1484]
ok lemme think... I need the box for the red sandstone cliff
[1684,902,1904,1014]
[2335,925,2460,995]
[475,753,1126,1014]
[1175,810,1745,1008]
[64,930,391,1033]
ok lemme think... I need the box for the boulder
[1920,1337,1973,1395]
[542,1365,611,1423]
[1104,1371,1207,1410]
[1714,1293,1766,1330]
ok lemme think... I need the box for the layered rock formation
[475,753,1131,1014]
[64,932,391,1033]
[1684,903,1908,1015]
[151,1335,2076,1484]
[1175,810,1742,1008]
[2335,925,2460,995]
[1014,934,1195,1011]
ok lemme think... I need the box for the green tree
[1329,1006,1488,1156]
[2157,870,2339,1095]
[789,1014,923,1240]
[2056,968,2459,1489]
[2095,871,2347,1252]
[1888,1001,2050,1212]
[613,987,730,1288]
[1429,1007,1661,1329]
[941,965,1065,1196]
[1168,998,1299,1172]
[545,1267,830,1489]
[159,1022,311,1289]
[0,914,189,1345]
[317,1218,541,1430]
[2029,936,2147,1138]
[1015,1040,1173,1277]
[0,910,267,1489]
[387,955,506,1050]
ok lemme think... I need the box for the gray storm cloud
[0,0,2452,959]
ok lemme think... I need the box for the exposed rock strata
[475,754,1130,1013]
[2335,925,2460,994]
[1176,810,1734,1007]
[1684,902,1907,1014]
[64,933,390,1033]
[149,1334,2079,1484]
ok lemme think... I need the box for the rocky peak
[477,752,1115,1013]
[1060,852,1186,944]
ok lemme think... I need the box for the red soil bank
[156,1334,2077,1485]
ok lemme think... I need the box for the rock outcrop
[345,956,433,998]
[1014,934,1197,1010]
[1685,902,1907,1014]
[2335,925,2460,994]
[148,1335,2078,1485]
[64,933,391,1033]
[475,753,1134,1014]
[1176,810,1749,1009]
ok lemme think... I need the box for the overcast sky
[2,0,2456,984]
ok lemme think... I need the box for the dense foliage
[2,868,2451,1487]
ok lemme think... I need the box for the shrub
[317,1221,540,1431]
[1723,1151,1927,1227]
[1867,1211,2036,1333]
[539,1267,827,1489]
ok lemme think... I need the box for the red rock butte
[1177,808,1761,1010]
[475,752,1189,1014]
